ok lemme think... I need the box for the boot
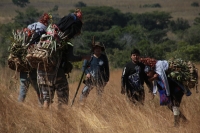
[173,106,180,127]
[174,115,180,127]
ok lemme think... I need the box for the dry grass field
[0,1,200,133]
[0,66,200,133]
[0,0,200,24]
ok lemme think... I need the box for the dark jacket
[121,61,151,91]
[56,13,82,39]
[60,44,82,73]
[82,54,110,83]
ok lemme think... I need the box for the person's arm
[66,21,82,39]
[67,45,83,62]
[148,73,158,82]
[66,45,91,62]
[142,64,154,93]
[144,74,154,93]
[82,59,90,75]
[121,66,127,94]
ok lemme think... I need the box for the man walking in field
[121,49,152,105]
[79,42,110,104]
[37,9,90,109]
[143,58,188,127]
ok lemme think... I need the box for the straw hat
[92,42,105,51]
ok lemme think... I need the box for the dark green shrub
[142,3,161,8]
[74,1,87,8]
[191,2,199,7]
[169,18,190,32]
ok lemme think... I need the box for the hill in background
[0,0,200,24]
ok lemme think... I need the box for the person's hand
[149,73,158,82]
[86,73,91,78]
[121,87,126,95]
[153,73,158,78]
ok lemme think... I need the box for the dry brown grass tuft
[0,66,200,133]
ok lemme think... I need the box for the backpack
[7,28,33,72]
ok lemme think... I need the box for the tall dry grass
[0,66,200,133]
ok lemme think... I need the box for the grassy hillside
[0,1,200,132]
[0,0,200,24]
[0,67,200,133]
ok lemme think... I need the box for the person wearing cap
[144,61,188,127]
[18,13,51,105]
[55,8,83,40]
[79,42,110,104]
[121,49,152,105]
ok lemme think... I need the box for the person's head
[39,13,52,26]
[144,65,155,77]
[74,8,82,20]
[92,42,105,56]
[131,48,140,63]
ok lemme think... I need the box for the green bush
[169,18,190,33]
[191,2,199,7]
[142,3,161,8]
[74,1,87,8]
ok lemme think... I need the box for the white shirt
[27,22,47,32]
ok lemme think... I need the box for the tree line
[1,4,200,68]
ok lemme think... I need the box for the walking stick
[71,58,93,107]
[71,37,95,107]
[70,66,86,107]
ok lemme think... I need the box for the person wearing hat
[121,48,152,105]
[79,42,110,104]
[55,8,83,40]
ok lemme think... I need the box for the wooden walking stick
[71,36,95,106]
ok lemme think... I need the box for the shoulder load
[140,57,157,69]
[7,28,33,72]
[26,24,70,72]
[140,57,198,91]
[167,58,198,90]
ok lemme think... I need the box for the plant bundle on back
[140,57,198,92]
[26,24,72,72]
[7,28,34,72]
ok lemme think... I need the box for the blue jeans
[79,79,106,102]
[18,70,42,103]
